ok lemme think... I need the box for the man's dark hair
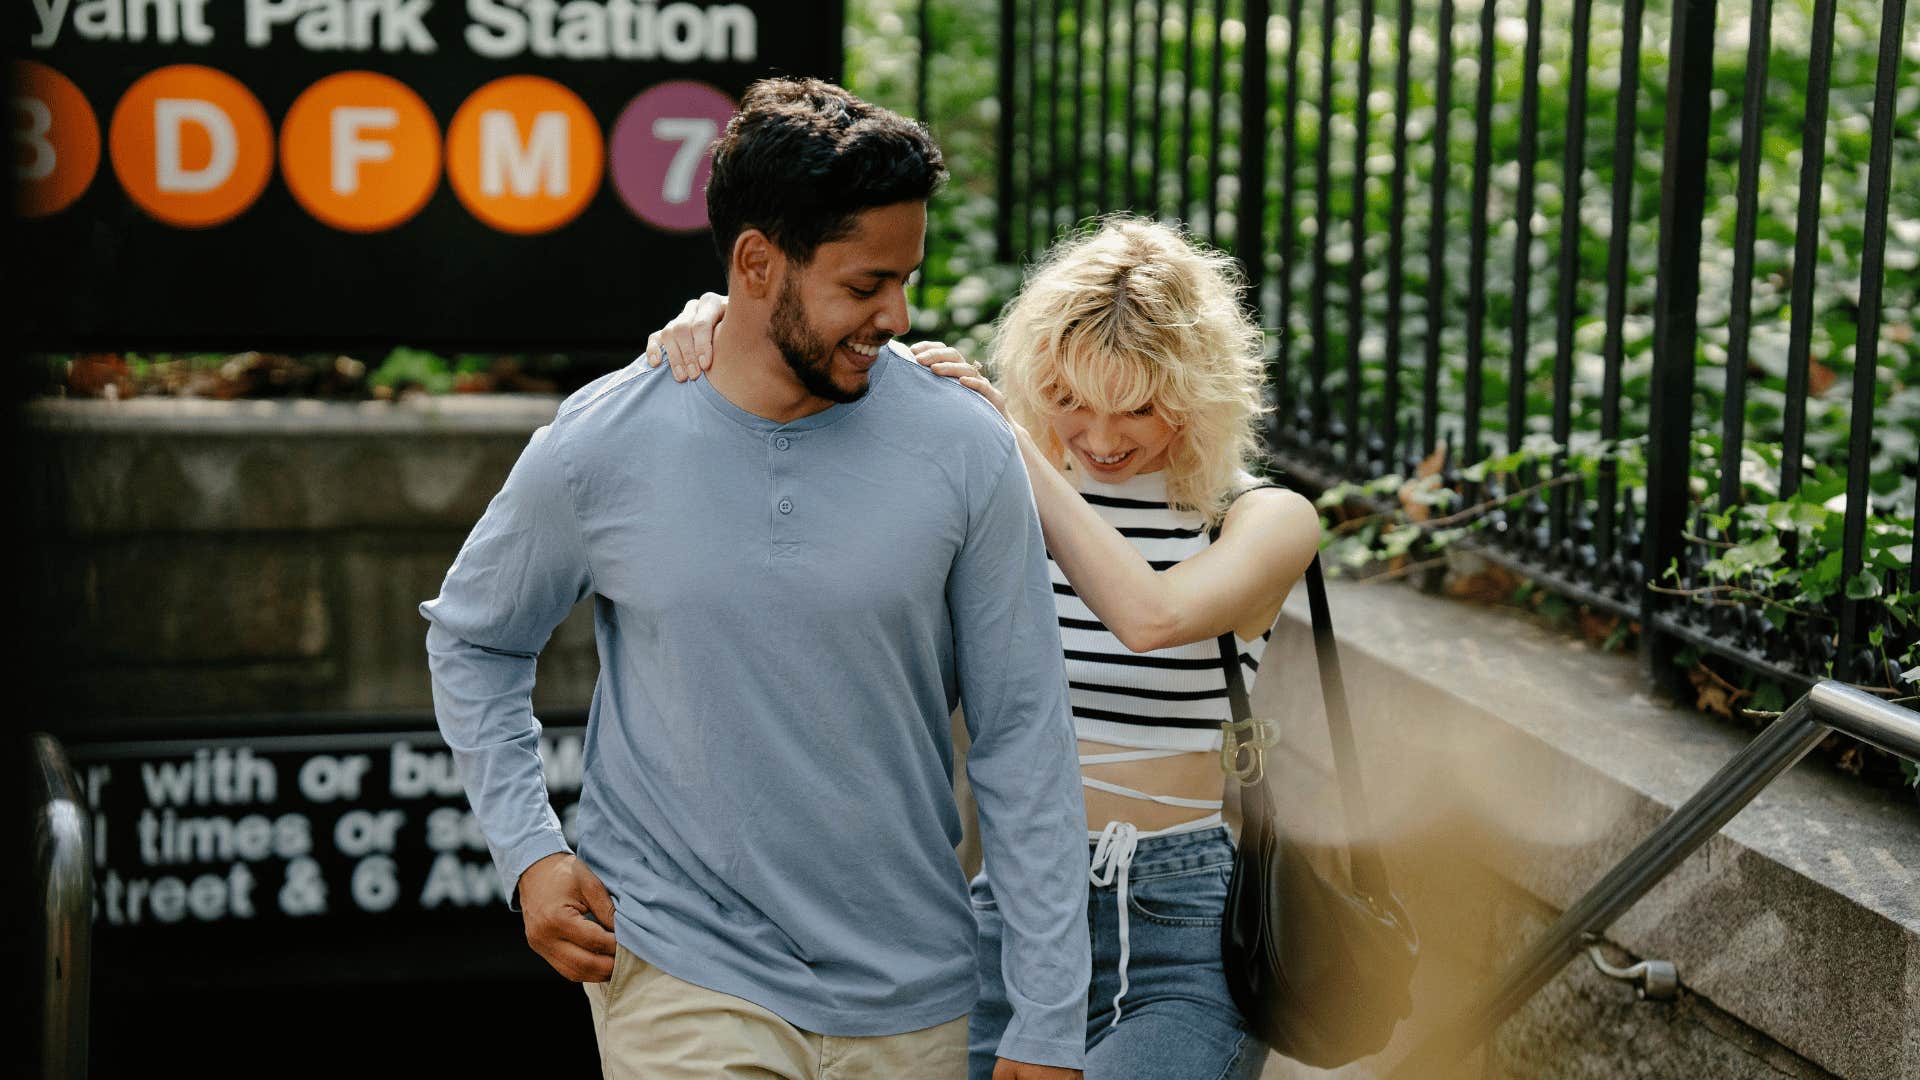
[706,78,947,267]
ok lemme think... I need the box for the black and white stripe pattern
[1052,472,1268,752]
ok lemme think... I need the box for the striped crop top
[1049,469,1269,754]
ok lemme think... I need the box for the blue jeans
[967,826,1267,1080]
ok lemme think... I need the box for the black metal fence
[982,0,1916,700]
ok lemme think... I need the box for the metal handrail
[31,732,91,1080]
[1388,681,1920,1076]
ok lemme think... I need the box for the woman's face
[1047,400,1180,482]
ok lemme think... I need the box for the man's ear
[730,229,781,299]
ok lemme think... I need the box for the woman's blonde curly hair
[991,215,1269,526]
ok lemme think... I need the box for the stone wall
[1251,570,1920,1079]
[28,397,596,733]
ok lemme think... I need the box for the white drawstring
[1079,747,1226,1026]
[1080,776,1224,809]
[1088,820,1141,1026]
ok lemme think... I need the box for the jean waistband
[1084,821,1234,1027]
[1086,823,1233,878]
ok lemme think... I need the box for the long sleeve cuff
[498,830,573,912]
[995,1031,1087,1072]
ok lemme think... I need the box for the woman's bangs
[1048,332,1160,415]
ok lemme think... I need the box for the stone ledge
[26,395,564,436]
[28,397,564,534]
[1249,575,1919,1078]
[26,398,600,719]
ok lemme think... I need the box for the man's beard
[769,273,868,404]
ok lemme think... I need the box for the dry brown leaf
[1578,611,1620,648]
[1808,358,1837,397]
[68,354,134,399]
[1396,447,1454,523]
[1836,745,1864,776]
[1688,663,1749,719]
[1696,684,1735,718]
[1446,563,1522,605]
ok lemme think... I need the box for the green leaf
[1765,500,1828,534]
[1870,546,1910,571]
[1869,625,1885,647]
[1486,450,1529,475]
[1802,474,1849,505]
[1750,681,1786,713]
[1704,534,1784,580]
[1316,483,1363,509]
[1364,473,1406,497]
[370,346,454,394]
[1380,527,1419,559]
[1846,571,1884,601]
[1863,526,1907,550]
[1798,550,1846,604]
[1537,594,1571,624]
[1406,483,1457,508]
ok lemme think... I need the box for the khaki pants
[583,945,970,1079]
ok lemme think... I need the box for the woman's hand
[910,340,1011,422]
[644,292,728,382]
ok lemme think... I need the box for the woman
[650,215,1321,1079]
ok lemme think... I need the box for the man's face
[767,201,925,404]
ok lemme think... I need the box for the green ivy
[848,0,1920,713]
[368,347,455,395]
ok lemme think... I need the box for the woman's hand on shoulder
[643,291,727,382]
[909,340,1011,422]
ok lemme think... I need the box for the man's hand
[992,1060,1082,1080]
[518,852,617,982]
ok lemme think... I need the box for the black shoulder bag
[1212,508,1419,1067]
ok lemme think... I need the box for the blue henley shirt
[420,345,1090,1069]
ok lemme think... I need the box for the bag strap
[1212,484,1394,903]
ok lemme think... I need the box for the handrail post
[31,732,92,1080]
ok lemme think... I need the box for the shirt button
[778,498,793,514]
[775,436,791,451]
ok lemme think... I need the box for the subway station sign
[67,721,588,981]
[11,1,843,349]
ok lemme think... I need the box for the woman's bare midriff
[1078,739,1226,833]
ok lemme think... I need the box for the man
[421,78,1089,1079]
